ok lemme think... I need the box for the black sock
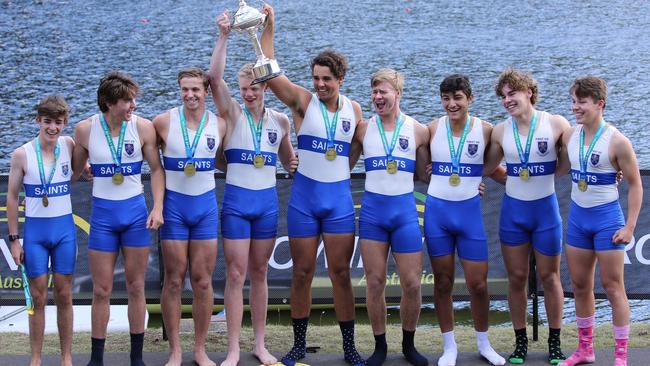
[87,337,105,366]
[281,317,309,366]
[402,329,428,366]
[508,328,528,364]
[366,333,387,366]
[130,332,145,366]
[547,327,565,363]
[339,320,364,365]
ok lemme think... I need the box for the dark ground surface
[1,349,646,365]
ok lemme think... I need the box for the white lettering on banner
[270,236,362,270]
[0,239,20,271]
[625,234,650,265]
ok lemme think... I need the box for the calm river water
[1,0,649,322]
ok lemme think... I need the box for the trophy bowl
[230,0,282,85]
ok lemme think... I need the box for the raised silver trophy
[231,0,282,85]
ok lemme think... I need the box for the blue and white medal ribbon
[578,121,607,192]
[319,97,341,161]
[35,137,60,207]
[512,111,538,181]
[375,113,404,174]
[179,107,207,176]
[446,115,471,186]
[99,114,127,185]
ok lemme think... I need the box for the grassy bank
[1,324,649,355]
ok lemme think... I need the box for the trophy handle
[239,0,247,7]
[246,28,265,58]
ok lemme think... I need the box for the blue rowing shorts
[88,194,150,252]
[23,215,77,278]
[567,200,625,251]
[160,189,218,241]
[221,184,278,240]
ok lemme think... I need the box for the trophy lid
[231,2,266,31]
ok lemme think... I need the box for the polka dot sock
[339,320,365,365]
[366,333,387,366]
[402,329,428,366]
[281,317,309,366]
[508,328,528,364]
[547,327,566,364]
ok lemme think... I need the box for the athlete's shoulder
[272,109,291,132]
[561,125,577,145]
[546,111,571,130]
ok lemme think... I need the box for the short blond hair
[237,63,256,80]
[495,67,538,105]
[371,68,404,93]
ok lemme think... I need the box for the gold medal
[519,168,530,181]
[112,172,124,185]
[386,160,398,174]
[325,147,337,161]
[449,173,461,186]
[184,163,196,177]
[253,154,265,168]
[578,179,588,192]
[42,195,49,207]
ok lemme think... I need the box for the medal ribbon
[244,107,264,155]
[376,113,404,162]
[319,97,341,149]
[512,111,538,169]
[35,137,60,197]
[179,107,208,164]
[99,114,127,173]
[446,115,471,174]
[579,120,607,181]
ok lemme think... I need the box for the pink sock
[560,316,595,366]
[614,325,629,365]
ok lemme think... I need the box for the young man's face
[179,77,208,111]
[238,76,265,110]
[371,81,400,117]
[441,90,472,121]
[107,97,136,121]
[571,92,604,125]
[500,84,532,117]
[312,64,342,102]
[36,115,67,142]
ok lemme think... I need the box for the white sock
[476,331,505,366]
[438,330,457,366]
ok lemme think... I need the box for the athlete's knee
[125,278,145,299]
[538,268,561,288]
[249,263,269,284]
[190,274,213,294]
[365,273,386,295]
[507,269,528,289]
[466,278,488,297]
[53,287,72,308]
[400,277,421,299]
[163,274,184,295]
[327,265,351,285]
[601,277,626,301]
[292,265,316,286]
[92,282,113,302]
[31,290,48,310]
[434,272,454,295]
[225,264,247,288]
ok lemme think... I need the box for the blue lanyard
[179,107,207,163]
[375,113,404,161]
[244,107,264,155]
[99,114,127,173]
[512,111,538,168]
[446,115,471,174]
[579,121,607,179]
[35,138,60,197]
[319,97,341,148]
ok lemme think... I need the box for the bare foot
[219,351,239,366]
[28,358,41,366]
[254,346,278,365]
[194,348,217,366]
[165,350,183,366]
[61,355,73,366]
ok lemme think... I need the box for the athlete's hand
[612,225,634,244]
[217,10,230,36]
[262,4,275,27]
[146,207,164,230]
[287,153,299,174]
[425,163,432,176]
[10,240,23,266]
[616,170,624,184]
[478,182,486,198]
[82,163,94,181]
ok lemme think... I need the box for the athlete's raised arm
[259,4,312,123]
[209,11,240,122]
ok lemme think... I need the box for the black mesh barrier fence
[1,172,649,306]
